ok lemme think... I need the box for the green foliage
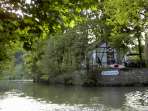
[0,10,20,70]
[1,0,148,81]
[32,26,89,78]
[0,0,99,70]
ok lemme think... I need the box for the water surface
[0,81,148,111]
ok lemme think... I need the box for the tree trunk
[137,35,142,61]
[144,33,148,66]
[86,55,90,73]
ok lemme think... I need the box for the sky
[26,0,31,4]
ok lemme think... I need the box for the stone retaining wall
[37,68,148,86]
[97,68,148,86]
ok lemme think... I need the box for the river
[0,81,148,111]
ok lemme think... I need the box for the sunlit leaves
[104,0,143,27]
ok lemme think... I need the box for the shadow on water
[0,80,148,111]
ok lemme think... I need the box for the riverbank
[36,68,148,87]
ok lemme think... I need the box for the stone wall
[37,68,148,86]
[97,68,148,86]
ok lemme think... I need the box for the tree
[102,0,147,63]
[0,0,99,70]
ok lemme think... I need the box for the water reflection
[0,81,147,111]
[0,90,115,111]
[125,90,148,111]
